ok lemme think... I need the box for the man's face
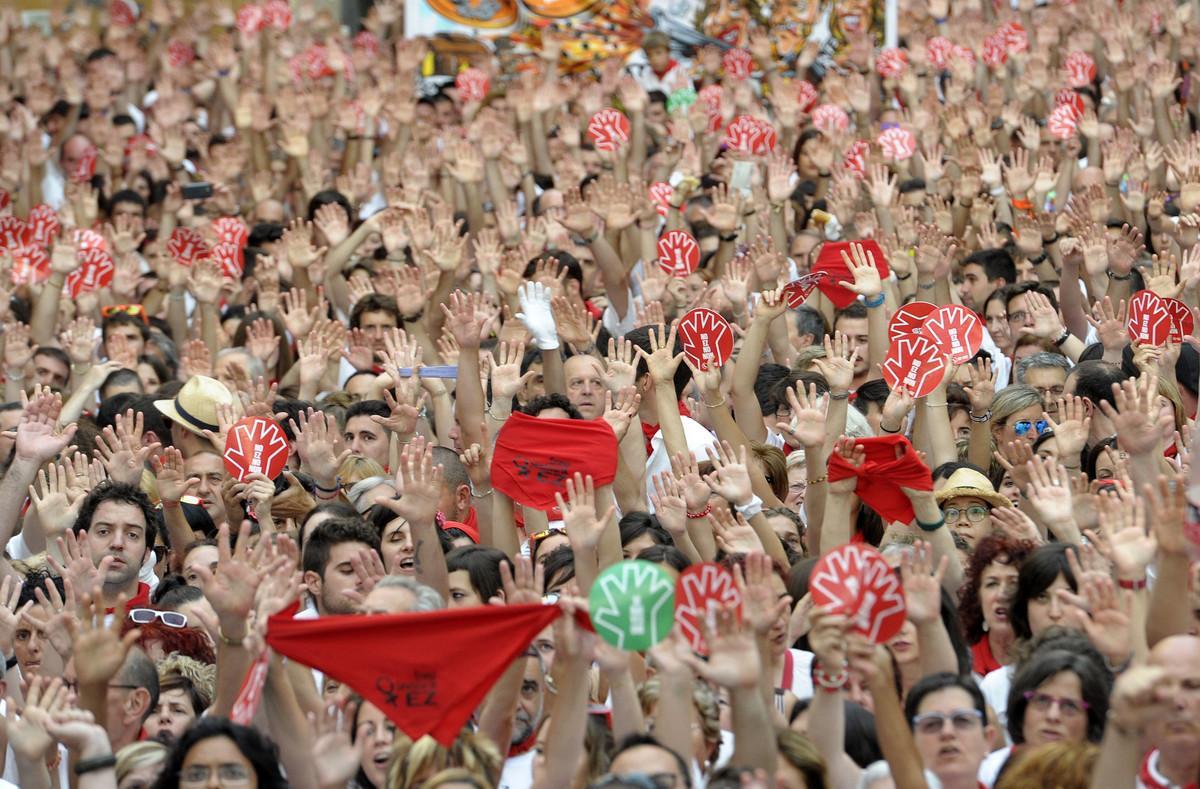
[1006,293,1037,338]
[1149,637,1200,751]
[88,500,149,591]
[564,356,606,420]
[1024,366,1067,415]
[358,310,398,351]
[310,542,376,615]
[608,744,687,787]
[183,545,219,588]
[32,353,69,389]
[61,135,94,176]
[646,45,671,72]
[344,415,390,468]
[14,616,45,676]
[184,453,227,525]
[147,688,197,745]
[957,263,996,313]
[833,316,870,375]
[104,325,145,359]
[110,200,146,235]
[912,687,991,786]
[512,656,544,747]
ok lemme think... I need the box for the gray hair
[1015,351,1072,383]
[346,476,396,513]
[375,575,445,611]
[794,305,826,345]
[215,347,266,380]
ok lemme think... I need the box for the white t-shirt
[978,744,1011,787]
[980,664,1014,736]
[498,750,535,789]
[6,533,159,591]
[644,415,720,509]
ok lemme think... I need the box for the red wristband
[1117,577,1146,591]
[686,503,712,520]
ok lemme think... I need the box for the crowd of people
[0,0,1197,786]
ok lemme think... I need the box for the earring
[983,620,989,633]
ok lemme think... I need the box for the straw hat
[934,467,1012,509]
[154,375,235,436]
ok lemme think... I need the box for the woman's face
[118,759,166,789]
[1026,573,1073,636]
[998,473,1021,506]
[356,702,397,788]
[1158,396,1177,437]
[979,559,1019,634]
[622,531,659,560]
[786,464,807,508]
[184,545,220,588]
[381,518,415,574]
[534,532,570,564]
[949,409,971,442]
[997,403,1046,445]
[180,735,257,789]
[137,362,161,392]
[887,618,919,666]
[1035,435,1059,460]
[943,495,993,549]
[1021,670,1089,746]
[985,300,1012,352]
[446,570,485,608]
[14,612,46,676]
[764,573,790,658]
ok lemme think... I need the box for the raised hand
[68,591,142,686]
[516,281,559,351]
[601,387,641,442]
[1023,456,1078,540]
[291,409,350,488]
[556,473,614,551]
[962,357,996,417]
[775,382,828,448]
[5,675,68,762]
[1045,396,1090,463]
[29,462,86,538]
[14,390,76,465]
[604,337,637,393]
[634,322,685,383]
[379,437,443,526]
[309,698,361,789]
[193,522,279,635]
[1100,374,1173,456]
[837,241,883,298]
[703,440,754,507]
[1057,574,1133,666]
[900,541,948,625]
[733,552,791,636]
[94,410,158,485]
[48,530,109,602]
[1088,489,1156,582]
[676,603,761,689]
[811,331,859,395]
[490,341,535,403]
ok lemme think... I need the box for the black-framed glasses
[129,608,188,629]
[911,708,984,735]
[943,505,990,523]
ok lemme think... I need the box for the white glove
[516,282,559,350]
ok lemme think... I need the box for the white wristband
[734,495,764,520]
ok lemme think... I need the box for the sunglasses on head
[101,304,149,325]
[1013,419,1050,437]
[128,608,187,629]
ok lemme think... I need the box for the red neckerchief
[652,58,679,79]
[640,402,692,456]
[508,728,539,757]
[1140,749,1199,789]
[105,582,151,616]
[778,650,794,692]
[971,637,1003,676]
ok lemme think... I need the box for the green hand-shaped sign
[588,560,676,651]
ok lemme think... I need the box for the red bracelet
[686,503,712,520]
[1117,577,1147,591]
[813,660,849,693]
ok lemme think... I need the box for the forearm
[820,492,855,555]
[12,754,51,789]
[0,458,38,549]
[197,303,221,353]
[653,383,689,460]
[1089,722,1143,789]
[262,653,320,789]
[916,619,959,676]
[30,273,66,346]
[652,672,695,772]
[868,673,929,789]
[605,667,645,745]
[489,492,521,560]
[541,347,566,396]
[1148,554,1191,646]
[213,621,255,718]
[597,485,623,574]
[746,512,789,567]
[866,302,887,373]
[731,324,771,443]
[455,352,487,449]
[966,419,992,470]
[534,654,591,789]
[922,400,958,469]
[728,681,778,770]
[809,683,862,788]
[590,235,631,319]
[477,658,524,756]
[58,380,100,429]
[412,521,450,601]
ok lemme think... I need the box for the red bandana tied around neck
[640,401,693,456]
[266,604,562,746]
[826,435,932,525]
[491,411,618,510]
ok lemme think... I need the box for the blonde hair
[338,455,387,486]
[115,741,168,785]
[387,729,502,789]
[158,653,216,709]
[638,677,721,755]
[422,768,491,788]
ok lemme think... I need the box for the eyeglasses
[179,764,252,786]
[1023,691,1089,717]
[943,505,990,523]
[589,774,678,789]
[1013,419,1051,437]
[911,709,984,735]
[129,608,188,629]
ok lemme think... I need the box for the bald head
[1150,635,1200,666]
[1148,635,1200,752]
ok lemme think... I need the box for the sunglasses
[101,304,149,325]
[128,608,187,629]
[1013,419,1051,437]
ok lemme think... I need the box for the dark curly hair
[151,717,286,789]
[958,535,1038,644]
[71,481,159,551]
